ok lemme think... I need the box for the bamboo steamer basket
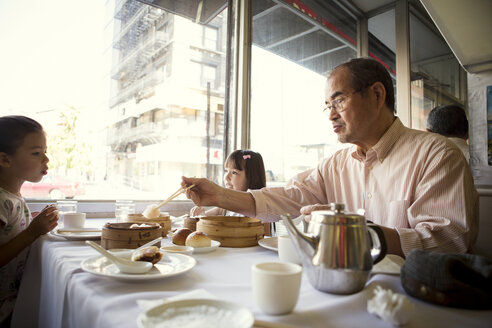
[125,213,172,237]
[196,216,264,247]
[184,217,200,231]
[101,222,162,249]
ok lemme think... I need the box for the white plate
[190,240,221,254]
[137,298,254,328]
[50,229,101,240]
[161,245,194,255]
[171,240,221,254]
[81,253,196,281]
[258,237,278,252]
[372,254,405,275]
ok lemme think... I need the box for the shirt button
[367,193,372,199]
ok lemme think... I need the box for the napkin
[137,289,217,311]
[367,286,413,326]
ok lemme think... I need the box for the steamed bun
[185,231,212,247]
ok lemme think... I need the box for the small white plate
[161,245,194,255]
[190,240,221,254]
[81,253,196,281]
[171,240,221,254]
[258,237,278,252]
[50,229,101,241]
[137,298,254,328]
[372,254,405,275]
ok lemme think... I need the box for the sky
[0,0,110,122]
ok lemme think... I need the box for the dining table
[10,218,492,328]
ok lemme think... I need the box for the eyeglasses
[323,91,357,115]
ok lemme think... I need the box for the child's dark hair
[225,150,266,190]
[0,115,43,155]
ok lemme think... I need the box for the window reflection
[251,0,357,185]
[409,7,467,130]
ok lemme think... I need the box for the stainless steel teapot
[281,203,387,294]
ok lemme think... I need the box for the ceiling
[251,0,448,77]
[140,0,492,74]
[419,0,492,73]
[351,0,492,73]
[137,0,227,24]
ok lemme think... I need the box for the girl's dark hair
[225,150,266,190]
[0,115,43,155]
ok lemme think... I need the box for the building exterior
[107,0,227,194]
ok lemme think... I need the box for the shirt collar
[351,117,404,163]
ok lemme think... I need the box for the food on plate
[185,231,212,247]
[172,228,193,245]
[142,204,161,219]
[129,223,153,229]
[131,246,163,264]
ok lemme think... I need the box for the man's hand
[190,205,206,216]
[300,203,333,222]
[181,176,222,207]
[181,176,257,217]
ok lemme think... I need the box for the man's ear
[0,152,12,168]
[371,82,386,108]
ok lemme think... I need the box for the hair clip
[243,155,251,159]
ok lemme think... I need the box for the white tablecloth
[11,227,492,328]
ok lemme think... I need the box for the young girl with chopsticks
[190,149,267,217]
[0,116,59,327]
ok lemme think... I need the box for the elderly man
[182,58,477,257]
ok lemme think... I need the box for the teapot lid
[311,203,365,225]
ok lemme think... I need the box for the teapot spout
[281,214,317,260]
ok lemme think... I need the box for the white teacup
[252,262,302,315]
[62,212,86,229]
[278,234,302,265]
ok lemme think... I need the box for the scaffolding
[111,0,169,107]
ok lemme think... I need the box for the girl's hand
[27,204,59,237]
[190,206,205,217]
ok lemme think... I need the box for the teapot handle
[367,224,387,264]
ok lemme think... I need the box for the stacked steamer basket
[125,213,172,237]
[101,222,162,249]
[184,217,200,231]
[196,216,264,247]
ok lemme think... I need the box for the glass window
[250,0,357,185]
[204,26,219,50]
[0,0,227,201]
[368,9,396,97]
[409,6,467,130]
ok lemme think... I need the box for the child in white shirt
[0,116,59,327]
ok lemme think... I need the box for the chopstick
[156,184,195,209]
[253,320,297,328]
[57,228,102,233]
[133,237,163,253]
